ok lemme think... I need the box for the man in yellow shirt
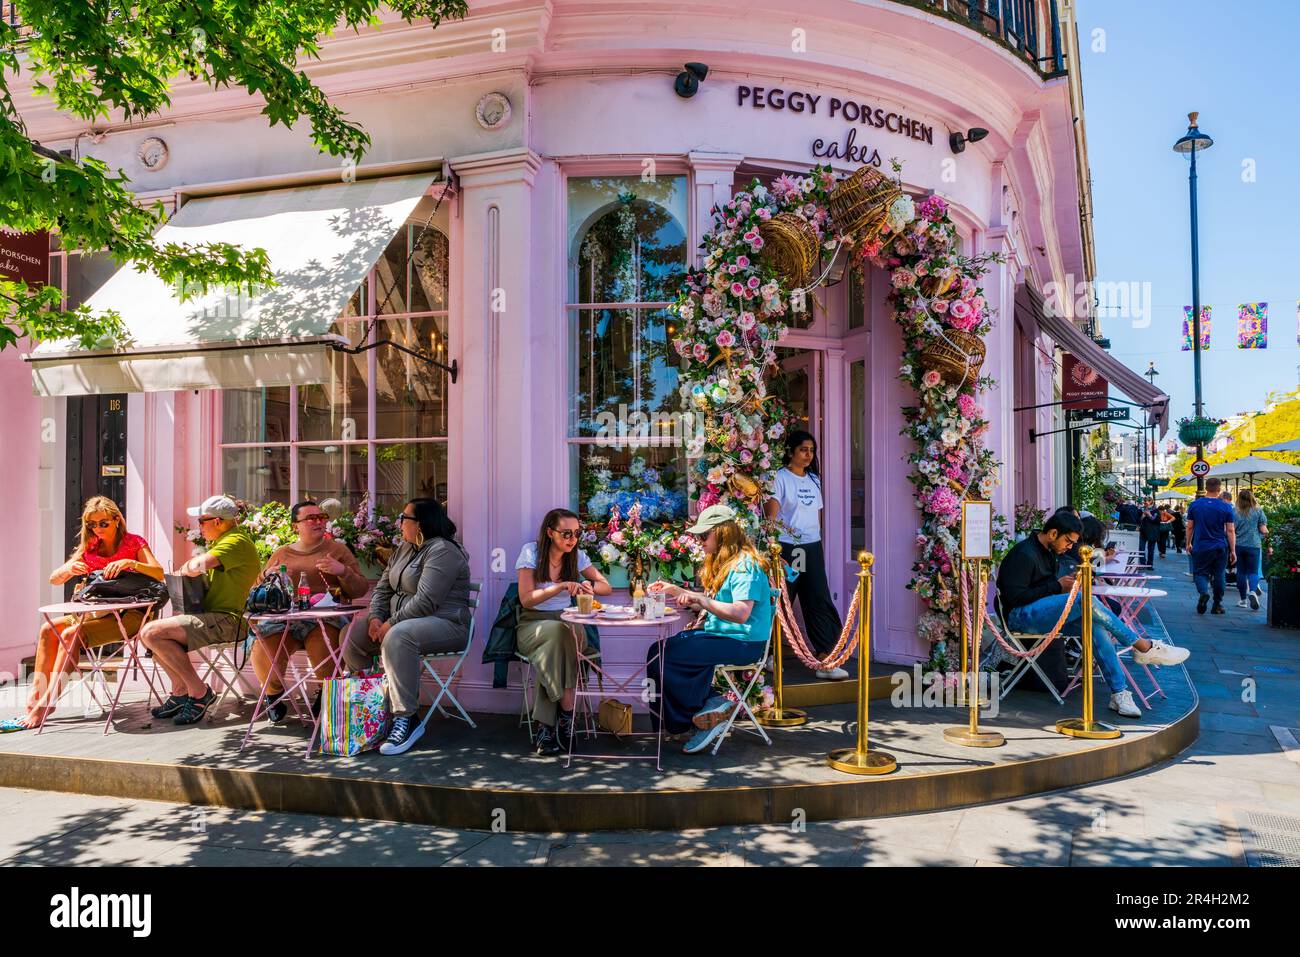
[138,495,260,726]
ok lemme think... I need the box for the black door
[65,395,128,591]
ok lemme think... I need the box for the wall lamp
[674,63,709,98]
[949,127,990,154]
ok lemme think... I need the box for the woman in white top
[763,430,847,680]
[515,507,612,756]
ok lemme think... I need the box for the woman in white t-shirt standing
[515,507,612,755]
[763,430,847,681]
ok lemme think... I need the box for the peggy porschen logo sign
[736,85,937,166]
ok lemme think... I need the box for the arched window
[567,175,690,522]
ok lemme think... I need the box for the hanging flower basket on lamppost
[1176,415,1220,447]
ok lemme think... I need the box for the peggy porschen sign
[736,85,937,166]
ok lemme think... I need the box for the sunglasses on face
[86,519,116,530]
[551,528,578,541]
[399,514,418,523]
[198,516,221,526]
[298,514,328,523]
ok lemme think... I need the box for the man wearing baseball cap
[138,495,261,726]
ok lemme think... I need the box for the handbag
[318,672,390,756]
[594,670,633,737]
[246,571,292,615]
[77,570,170,609]
[165,573,208,615]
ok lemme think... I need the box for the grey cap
[187,494,238,521]
[686,504,738,534]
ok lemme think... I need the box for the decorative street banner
[1182,305,1211,351]
[1061,353,1108,410]
[1238,301,1268,349]
[1296,300,1300,346]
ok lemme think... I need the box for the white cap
[187,494,238,521]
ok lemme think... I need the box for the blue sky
[1077,0,1300,424]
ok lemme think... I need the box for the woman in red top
[2,496,164,731]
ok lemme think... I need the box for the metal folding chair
[994,604,1066,705]
[707,632,774,755]
[415,581,482,734]
[193,620,253,719]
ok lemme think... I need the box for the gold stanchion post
[1055,545,1121,739]
[828,552,897,774]
[943,560,1004,747]
[759,541,807,727]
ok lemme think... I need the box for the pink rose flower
[736,255,750,267]
[716,330,736,347]
[731,282,744,296]
[922,369,942,388]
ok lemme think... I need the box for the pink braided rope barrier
[775,583,862,670]
[969,566,1083,660]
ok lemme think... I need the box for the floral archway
[588,162,1004,657]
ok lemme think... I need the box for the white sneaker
[1109,690,1142,718]
[1132,639,1190,667]
[815,667,850,681]
[1237,599,1250,609]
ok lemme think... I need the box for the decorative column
[978,225,1017,527]
[687,152,742,253]
[449,147,546,711]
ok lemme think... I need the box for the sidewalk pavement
[2,549,1298,866]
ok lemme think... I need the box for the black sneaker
[534,724,562,756]
[1249,593,1261,611]
[173,687,216,726]
[1197,595,1209,615]
[151,694,190,719]
[266,693,288,724]
[1211,603,1225,615]
[379,713,424,756]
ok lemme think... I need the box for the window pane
[568,176,688,304]
[571,309,681,437]
[850,360,867,555]
[296,445,367,512]
[373,442,449,511]
[222,447,290,506]
[65,251,119,310]
[847,264,867,330]
[572,445,689,522]
[372,316,450,439]
[374,224,410,315]
[298,322,369,441]
[222,387,290,444]
[409,228,449,314]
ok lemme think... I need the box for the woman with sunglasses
[342,498,473,756]
[251,500,370,724]
[3,496,163,732]
[515,507,612,755]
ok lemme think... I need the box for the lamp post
[1174,112,1213,497]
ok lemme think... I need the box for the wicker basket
[758,212,819,288]
[921,329,986,385]
[828,166,902,242]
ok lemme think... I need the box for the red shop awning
[1016,283,1170,435]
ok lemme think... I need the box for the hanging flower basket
[828,166,901,243]
[920,329,986,386]
[1177,416,1218,447]
[758,212,819,288]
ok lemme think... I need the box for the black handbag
[78,570,170,609]
[246,571,292,615]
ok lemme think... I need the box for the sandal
[0,717,30,733]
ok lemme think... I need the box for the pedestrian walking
[1232,489,1268,611]
[1186,478,1237,615]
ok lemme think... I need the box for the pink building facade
[1,0,1095,706]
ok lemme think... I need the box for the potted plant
[1264,505,1300,628]
[1176,415,1221,447]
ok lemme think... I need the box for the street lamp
[1173,112,1213,497]
[1144,361,1159,387]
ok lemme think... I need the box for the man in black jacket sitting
[996,511,1189,718]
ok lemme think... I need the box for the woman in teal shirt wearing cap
[647,505,772,754]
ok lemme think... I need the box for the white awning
[24,171,438,396]
[1017,284,1170,435]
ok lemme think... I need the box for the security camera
[674,62,709,98]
